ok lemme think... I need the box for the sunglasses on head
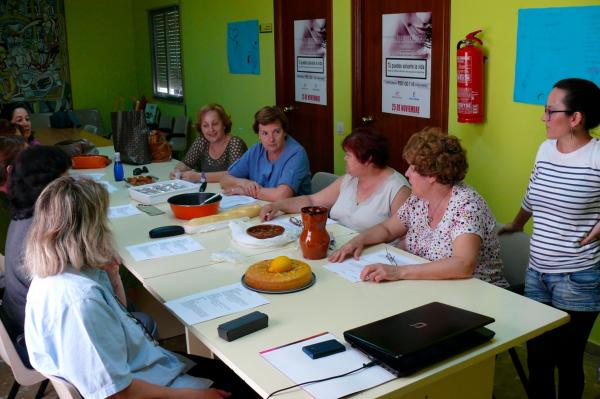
[133,166,149,176]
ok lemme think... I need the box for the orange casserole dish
[71,155,111,169]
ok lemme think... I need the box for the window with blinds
[149,6,183,100]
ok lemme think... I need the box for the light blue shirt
[228,135,312,195]
[25,267,211,399]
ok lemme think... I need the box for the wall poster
[382,12,432,118]
[227,19,260,75]
[294,19,327,106]
[0,0,71,105]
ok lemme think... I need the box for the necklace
[427,190,451,224]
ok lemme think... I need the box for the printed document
[126,236,204,261]
[108,204,142,219]
[324,249,418,282]
[166,283,269,324]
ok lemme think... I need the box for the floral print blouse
[397,182,508,287]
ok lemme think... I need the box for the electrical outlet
[336,122,345,135]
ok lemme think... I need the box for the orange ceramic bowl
[167,193,221,220]
[71,155,111,169]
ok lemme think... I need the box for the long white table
[88,147,568,398]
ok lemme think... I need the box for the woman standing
[329,128,508,288]
[260,127,410,232]
[500,78,600,398]
[170,103,247,183]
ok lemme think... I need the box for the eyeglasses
[543,106,572,119]
[114,295,159,346]
[385,247,398,266]
[133,166,149,176]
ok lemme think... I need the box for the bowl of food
[125,175,158,186]
[167,192,222,220]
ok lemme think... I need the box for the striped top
[522,138,600,273]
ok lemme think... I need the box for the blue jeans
[525,264,600,312]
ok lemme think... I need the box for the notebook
[343,302,495,376]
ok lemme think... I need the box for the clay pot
[299,206,330,260]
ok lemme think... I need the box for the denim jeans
[525,264,600,312]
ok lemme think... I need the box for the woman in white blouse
[260,127,411,232]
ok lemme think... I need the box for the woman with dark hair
[1,145,71,367]
[260,127,411,232]
[170,103,247,183]
[0,102,40,145]
[500,78,600,398]
[329,128,508,287]
[0,136,26,255]
[221,106,311,201]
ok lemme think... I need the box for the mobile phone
[137,204,165,216]
[302,339,346,359]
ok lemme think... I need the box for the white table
[91,147,568,398]
[144,244,568,398]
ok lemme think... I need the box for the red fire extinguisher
[457,30,484,123]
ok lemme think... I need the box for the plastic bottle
[114,152,124,182]
[199,171,207,192]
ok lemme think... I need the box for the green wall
[64,0,138,131]
[65,0,600,344]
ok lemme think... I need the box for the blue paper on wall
[227,20,260,75]
[514,6,600,105]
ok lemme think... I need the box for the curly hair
[342,127,389,168]
[8,146,71,219]
[252,106,289,134]
[0,135,26,185]
[195,103,233,134]
[402,127,468,185]
[25,176,115,278]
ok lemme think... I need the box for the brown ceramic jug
[299,206,330,260]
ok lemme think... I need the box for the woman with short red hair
[260,127,410,232]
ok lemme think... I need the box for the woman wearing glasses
[24,177,254,398]
[500,78,600,398]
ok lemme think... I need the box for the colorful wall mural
[0,0,71,106]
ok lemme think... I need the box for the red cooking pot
[167,193,222,220]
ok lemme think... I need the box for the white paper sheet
[126,236,204,261]
[260,332,395,399]
[220,195,257,209]
[108,204,142,219]
[98,180,118,193]
[165,283,269,325]
[324,249,416,282]
[69,172,105,181]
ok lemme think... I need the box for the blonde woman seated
[260,127,411,232]
[329,128,508,288]
[170,103,247,183]
[24,177,256,398]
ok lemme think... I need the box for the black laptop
[343,302,495,376]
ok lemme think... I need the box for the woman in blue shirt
[221,106,311,201]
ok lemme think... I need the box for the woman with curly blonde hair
[329,127,508,287]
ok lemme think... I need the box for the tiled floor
[1,338,599,398]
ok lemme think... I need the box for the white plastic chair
[311,171,338,193]
[42,373,82,399]
[0,315,48,399]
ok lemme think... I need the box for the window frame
[149,5,184,102]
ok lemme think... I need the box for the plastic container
[113,152,124,181]
[127,179,198,204]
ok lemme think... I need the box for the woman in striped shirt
[501,78,600,398]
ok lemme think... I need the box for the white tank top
[329,171,409,232]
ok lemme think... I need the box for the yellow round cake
[244,257,312,291]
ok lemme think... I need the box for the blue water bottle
[114,152,124,182]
